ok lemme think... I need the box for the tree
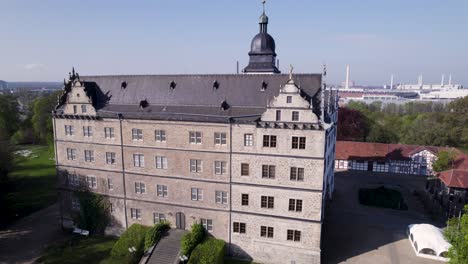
[0,95,20,141]
[74,189,110,234]
[447,96,468,114]
[433,150,457,172]
[444,205,468,264]
[31,91,61,147]
[337,107,369,141]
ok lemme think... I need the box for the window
[262,165,276,179]
[214,161,227,175]
[66,148,77,160]
[135,182,146,194]
[201,218,213,232]
[233,222,246,234]
[73,105,78,114]
[130,208,141,220]
[110,203,115,213]
[263,135,277,148]
[261,196,274,209]
[157,184,168,197]
[241,194,249,206]
[81,105,87,113]
[290,167,304,181]
[133,154,145,167]
[287,230,301,242]
[69,174,80,186]
[107,178,113,190]
[86,176,97,189]
[106,152,116,165]
[191,188,203,201]
[189,131,202,144]
[132,128,143,140]
[155,130,166,142]
[104,127,115,139]
[65,125,74,136]
[239,165,250,178]
[260,226,274,238]
[276,110,282,121]
[155,156,167,169]
[214,132,227,145]
[292,111,299,121]
[84,150,95,162]
[292,137,306,149]
[72,197,80,210]
[289,199,303,212]
[215,191,228,204]
[244,134,253,146]
[287,96,292,103]
[83,126,93,137]
[153,213,166,223]
[190,159,202,173]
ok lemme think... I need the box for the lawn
[359,186,408,210]
[3,145,56,225]
[38,236,118,264]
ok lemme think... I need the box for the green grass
[4,145,56,224]
[38,236,117,264]
[224,258,259,264]
[359,186,408,210]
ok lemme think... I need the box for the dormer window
[170,81,176,89]
[287,96,292,104]
[292,111,299,121]
[261,81,268,91]
[81,105,87,113]
[121,82,127,89]
[213,80,220,90]
[275,110,281,121]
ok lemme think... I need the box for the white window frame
[190,159,202,173]
[201,218,213,232]
[133,154,145,167]
[214,132,227,145]
[65,125,74,136]
[215,191,228,204]
[132,128,143,141]
[189,131,202,144]
[81,105,87,113]
[83,126,93,137]
[67,148,77,160]
[244,134,253,146]
[107,178,113,190]
[155,156,167,169]
[135,182,146,194]
[153,212,166,223]
[106,152,116,165]
[69,174,80,186]
[157,184,168,197]
[155,130,166,142]
[191,188,203,201]
[214,161,227,175]
[84,150,95,162]
[131,208,141,220]
[86,176,97,189]
[104,127,115,139]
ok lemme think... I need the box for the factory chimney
[441,74,445,86]
[448,74,452,86]
[345,65,350,89]
[390,74,394,89]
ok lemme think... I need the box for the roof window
[170,81,176,89]
[261,81,268,91]
[121,82,127,89]
[213,80,220,90]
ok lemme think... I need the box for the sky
[1,0,467,86]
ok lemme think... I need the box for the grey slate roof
[58,73,323,123]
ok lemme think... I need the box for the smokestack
[441,74,445,86]
[236,61,239,74]
[448,74,452,86]
[345,65,350,89]
[390,74,394,89]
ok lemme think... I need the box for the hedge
[181,223,205,257]
[110,223,151,264]
[188,237,226,264]
[144,221,170,251]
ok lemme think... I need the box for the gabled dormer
[62,69,97,116]
[261,72,319,124]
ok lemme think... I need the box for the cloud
[24,63,46,70]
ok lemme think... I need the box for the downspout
[118,113,129,229]
[228,117,233,256]
[52,111,63,229]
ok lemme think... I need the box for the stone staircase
[145,229,186,264]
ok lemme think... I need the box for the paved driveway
[322,171,444,264]
[0,203,64,264]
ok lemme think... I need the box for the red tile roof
[335,141,449,161]
[438,169,468,189]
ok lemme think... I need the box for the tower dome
[243,3,280,74]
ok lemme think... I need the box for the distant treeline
[337,97,468,152]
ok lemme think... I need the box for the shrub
[181,223,205,257]
[73,190,110,234]
[188,237,226,264]
[144,221,170,251]
[111,223,151,264]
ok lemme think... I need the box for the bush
[110,224,151,264]
[188,237,226,264]
[144,221,170,251]
[73,190,110,234]
[181,223,205,257]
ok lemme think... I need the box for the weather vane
[262,0,266,13]
[289,64,294,80]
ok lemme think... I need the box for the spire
[259,0,268,33]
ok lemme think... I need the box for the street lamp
[179,255,188,264]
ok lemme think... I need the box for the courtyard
[322,170,444,264]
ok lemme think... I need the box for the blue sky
[1,0,467,86]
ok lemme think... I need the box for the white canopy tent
[407,224,451,262]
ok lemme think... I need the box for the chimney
[448,74,452,86]
[345,65,350,89]
[390,74,394,89]
[441,74,445,86]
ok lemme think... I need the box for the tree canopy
[445,205,468,264]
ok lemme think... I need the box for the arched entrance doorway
[175,212,185,229]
